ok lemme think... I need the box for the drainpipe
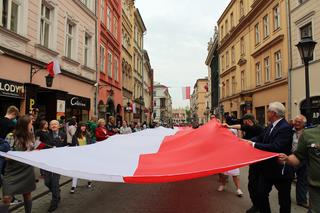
[286,0,293,120]
[94,0,99,116]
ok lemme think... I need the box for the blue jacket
[0,138,11,174]
[252,119,294,179]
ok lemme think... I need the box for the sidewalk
[9,168,71,211]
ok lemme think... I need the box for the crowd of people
[220,102,319,213]
[0,102,319,213]
[0,105,154,212]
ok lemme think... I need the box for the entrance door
[255,106,266,126]
[0,97,20,117]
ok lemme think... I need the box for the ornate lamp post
[296,36,317,126]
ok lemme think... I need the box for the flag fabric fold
[47,58,61,77]
[182,86,191,100]
[0,120,277,183]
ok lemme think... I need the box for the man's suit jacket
[47,130,68,148]
[252,119,294,179]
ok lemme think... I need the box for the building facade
[153,83,172,124]
[218,0,289,125]
[0,0,97,121]
[172,108,187,124]
[143,50,154,124]
[133,8,146,122]
[289,0,320,125]
[121,0,135,123]
[190,78,209,124]
[97,0,122,122]
[205,27,220,117]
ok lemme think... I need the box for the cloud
[135,0,229,108]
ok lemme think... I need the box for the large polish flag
[182,86,191,100]
[0,120,277,183]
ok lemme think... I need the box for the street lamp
[296,36,317,126]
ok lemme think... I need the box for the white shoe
[236,189,243,197]
[217,185,224,192]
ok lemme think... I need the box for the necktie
[263,125,273,143]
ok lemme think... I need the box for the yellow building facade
[218,0,289,125]
[121,0,135,122]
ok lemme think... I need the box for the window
[231,76,236,95]
[241,71,245,90]
[222,81,225,98]
[1,0,21,33]
[255,23,260,45]
[240,0,244,17]
[113,16,118,38]
[275,51,282,78]
[226,79,230,97]
[107,7,111,31]
[40,4,52,48]
[81,0,90,8]
[263,15,269,38]
[231,46,235,64]
[230,12,234,28]
[107,52,112,77]
[84,33,91,66]
[65,21,74,58]
[221,25,224,38]
[300,22,312,39]
[114,57,118,81]
[264,57,270,82]
[273,5,280,30]
[256,62,261,86]
[225,19,228,35]
[221,55,225,71]
[226,51,229,68]
[100,0,105,24]
[100,45,105,72]
[240,37,245,56]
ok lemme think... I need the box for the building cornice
[220,65,236,78]
[251,34,284,58]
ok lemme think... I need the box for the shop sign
[67,95,90,110]
[0,78,24,99]
[56,100,66,120]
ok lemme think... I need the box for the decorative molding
[294,11,315,25]
[220,65,236,78]
[237,57,247,66]
[62,56,80,66]
[35,44,59,57]
[251,34,284,58]
[72,0,97,20]
[81,65,96,73]
[0,27,30,43]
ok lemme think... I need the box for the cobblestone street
[12,168,306,213]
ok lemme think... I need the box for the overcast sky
[135,0,230,108]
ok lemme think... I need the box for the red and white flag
[182,86,191,100]
[47,58,61,77]
[0,120,277,183]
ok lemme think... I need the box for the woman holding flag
[70,123,93,193]
[0,115,36,213]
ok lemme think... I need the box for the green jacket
[86,121,97,142]
[294,125,320,188]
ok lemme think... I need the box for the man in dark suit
[43,120,67,212]
[247,102,294,213]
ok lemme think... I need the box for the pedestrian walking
[279,124,320,213]
[120,121,132,134]
[223,113,264,212]
[247,102,294,213]
[291,115,309,208]
[95,119,109,142]
[87,115,98,143]
[0,115,36,213]
[43,120,67,212]
[70,123,93,194]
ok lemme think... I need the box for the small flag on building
[182,86,191,100]
[47,58,61,77]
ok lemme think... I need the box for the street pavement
[12,167,306,213]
